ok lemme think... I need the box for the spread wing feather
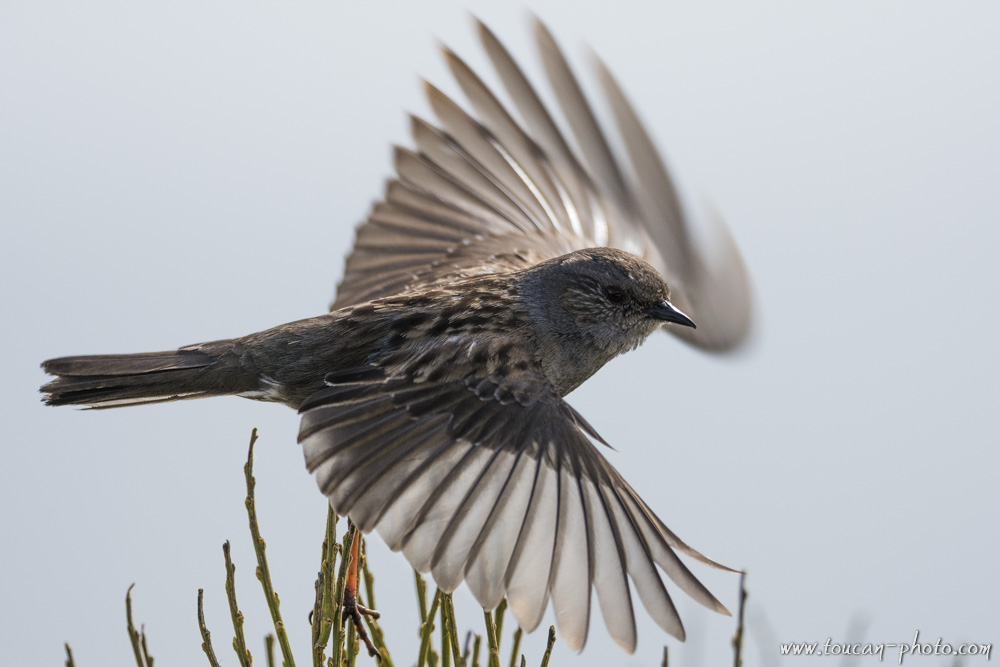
[299,344,731,652]
[333,18,750,352]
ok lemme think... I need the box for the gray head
[518,247,694,395]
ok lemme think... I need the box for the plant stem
[538,627,556,667]
[732,571,748,667]
[265,635,276,667]
[358,544,393,666]
[417,590,443,667]
[361,539,376,611]
[441,599,451,667]
[312,508,338,667]
[346,616,359,667]
[507,628,521,667]
[243,428,294,667]
[197,589,222,667]
[492,600,507,655]
[414,571,429,623]
[140,625,154,667]
[482,609,500,667]
[223,541,252,667]
[441,594,464,667]
[125,584,148,667]
[471,635,482,667]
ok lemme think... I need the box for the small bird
[41,19,752,653]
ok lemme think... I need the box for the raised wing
[332,18,752,352]
[298,337,731,652]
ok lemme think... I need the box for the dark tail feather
[41,348,239,409]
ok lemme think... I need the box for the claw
[343,527,381,660]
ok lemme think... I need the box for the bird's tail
[40,346,251,409]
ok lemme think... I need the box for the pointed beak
[647,299,696,328]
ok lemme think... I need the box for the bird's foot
[343,526,381,661]
[342,591,381,658]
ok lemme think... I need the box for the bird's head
[519,247,694,394]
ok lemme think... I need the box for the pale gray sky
[2,2,998,665]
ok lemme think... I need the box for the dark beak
[647,299,696,328]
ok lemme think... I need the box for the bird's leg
[343,524,381,660]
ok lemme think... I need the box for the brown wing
[332,18,752,351]
[298,337,730,652]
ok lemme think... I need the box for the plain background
[2,2,997,665]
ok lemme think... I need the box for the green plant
[63,429,749,667]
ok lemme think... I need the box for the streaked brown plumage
[40,18,752,653]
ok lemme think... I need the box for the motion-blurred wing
[332,18,752,352]
[298,339,730,652]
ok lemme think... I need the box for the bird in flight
[41,18,752,653]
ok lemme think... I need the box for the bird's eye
[604,286,626,304]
